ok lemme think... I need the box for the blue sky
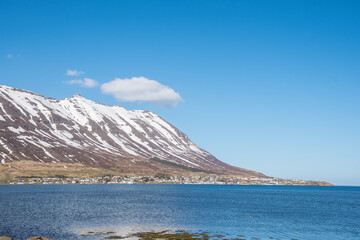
[1,0,360,185]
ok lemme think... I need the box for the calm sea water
[0,184,359,240]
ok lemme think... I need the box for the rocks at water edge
[27,237,54,240]
[0,237,12,240]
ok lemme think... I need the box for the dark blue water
[0,185,359,240]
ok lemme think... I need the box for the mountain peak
[72,93,83,98]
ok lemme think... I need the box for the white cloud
[66,78,99,88]
[66,69,85,76]
[7,54,13,59]
[101,76,183,107]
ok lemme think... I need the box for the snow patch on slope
[8,126,25,134]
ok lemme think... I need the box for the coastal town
[1,175,331,186]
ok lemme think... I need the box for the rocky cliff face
[0,85,263,176]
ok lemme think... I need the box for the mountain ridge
[0,84,264,177]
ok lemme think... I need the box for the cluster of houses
[3,175,314,185]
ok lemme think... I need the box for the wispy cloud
[66,78,99,88]
[7,54,13,59]
[66,69,85,76]
[101,76,183,107]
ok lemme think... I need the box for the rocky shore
[0,230,251,240]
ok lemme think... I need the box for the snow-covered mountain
[0,85,263,176]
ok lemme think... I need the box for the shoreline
[0,175,333,186]
[0,183,335,186]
